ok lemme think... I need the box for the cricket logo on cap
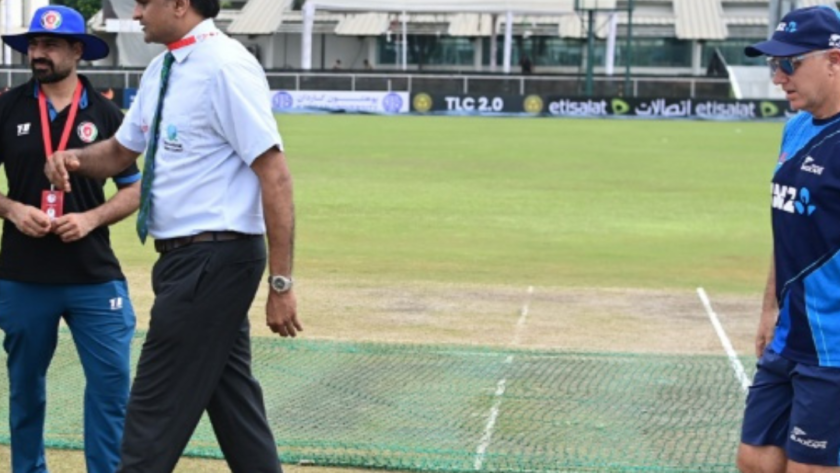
[40,10,63,31]
[776,21,798,33]
[77,122,98,143]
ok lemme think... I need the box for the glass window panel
[701,39,766,67]
[613,38,692,67]
[377,36,475,66]
[482,37,593,67]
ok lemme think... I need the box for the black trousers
[117,237,281,473]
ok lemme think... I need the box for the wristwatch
[268,275,293,294]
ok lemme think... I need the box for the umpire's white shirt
[116,19,283,239]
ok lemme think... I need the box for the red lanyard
[38,79,83,158]
[166,31,218,51]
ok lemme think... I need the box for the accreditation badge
[41,189,64,219]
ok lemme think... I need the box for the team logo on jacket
[77,122,98,143]
[40,11,62,31]
[772,184,817,215]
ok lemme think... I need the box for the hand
[9,203,51,237]
[266,289,302,337]
[755,314,776,358]
[52,212,96,242]
[44,150,81,192]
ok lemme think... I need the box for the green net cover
[0,331,754,472]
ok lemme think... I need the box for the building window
[378,36,475,66]
[701,39,766,67]
[482,37,601,67]
[613,38,692,67]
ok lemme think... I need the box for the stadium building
[76,0,827,75]
[1,0,829,100]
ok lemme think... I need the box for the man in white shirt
[44,0,301,471]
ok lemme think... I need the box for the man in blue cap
[738,5,840,473]
[0,5,141,473]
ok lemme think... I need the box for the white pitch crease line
[474,286,534,471]
[512,285,534,346]
[697,287,751,393]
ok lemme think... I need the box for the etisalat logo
[607,99,784,118]
[611,98,630,115]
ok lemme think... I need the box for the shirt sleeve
[102,102,142,187]
[115,82,148,154]
[113,162,141,188]
[209,57,283,165]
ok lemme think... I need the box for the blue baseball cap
[1,5,109,61]
[745,6,840,57]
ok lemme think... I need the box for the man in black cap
[739,5,840,473]
[0,5,140,473]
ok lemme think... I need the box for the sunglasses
[767,49,832,75]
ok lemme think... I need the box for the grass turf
[275,115,781,293]
[24,114,783,294]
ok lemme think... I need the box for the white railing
[0,68,731,98]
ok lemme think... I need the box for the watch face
[271,276,291,292]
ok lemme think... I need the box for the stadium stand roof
[193,0,819,40]
[673,0,726,40]
[305,0,582,14]
[800,0,838,7]
[290,0,781,40]
[227,0,288,35]
[334,12,389,35]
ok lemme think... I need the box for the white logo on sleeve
[17,123,30,136]
[801,156,825,175]
[109,297,123,310]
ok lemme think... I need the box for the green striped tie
[136,52,175,244]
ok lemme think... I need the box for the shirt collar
[168,19,219,63]
[33,81,89,121]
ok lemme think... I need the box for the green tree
[50,0,102,21]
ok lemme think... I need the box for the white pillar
[473,37,482,70]
[489,14,497,71]
[400,11,407,71]
[301,1,315,70]
[605,12,617,76]
[367,36,376,66]
[691,40,703,75]
[265,35,275,69]
[3,0,11,66]
[502,10,513,74]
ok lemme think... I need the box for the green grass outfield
[8,114,783,292]
[79,115,783,294]
[275,115,780,294]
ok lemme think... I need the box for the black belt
[154,231,256,254]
